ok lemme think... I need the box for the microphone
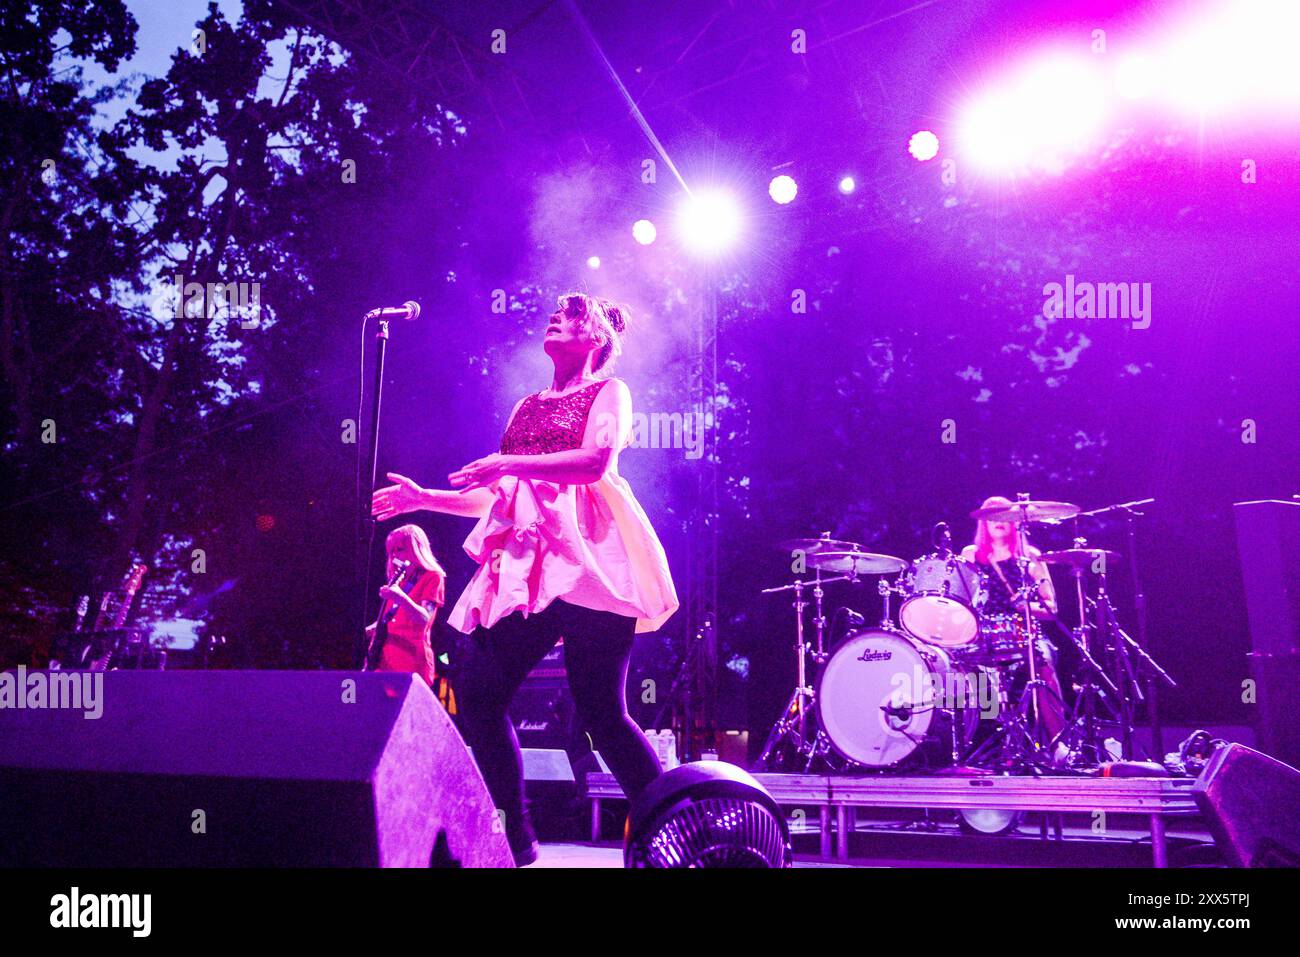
[364,301,421,321]
[932,521,952,555]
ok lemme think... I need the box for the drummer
[961,496,1067,746]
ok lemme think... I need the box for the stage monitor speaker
[0,670,512,867]
[1192,743,1300,867]
[1233,499,1300,767]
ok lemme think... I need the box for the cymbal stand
[1051,540,1124,766]
[755,569,849,771]
[1092,567,1177,760]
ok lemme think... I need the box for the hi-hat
[807,550,908,576]
[971,500,1080,523]
[1039,548,1122,569]
[778,537,861,556]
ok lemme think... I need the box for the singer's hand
[449,453,510,492]
[372,473,425,520]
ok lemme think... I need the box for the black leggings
[456,599,662,848]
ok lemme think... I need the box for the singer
[371,292,678,866]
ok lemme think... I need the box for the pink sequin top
[499,381,607,455]
[446,378,679,636]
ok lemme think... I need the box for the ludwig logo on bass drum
[857,648,893,663]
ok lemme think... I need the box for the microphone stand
[1120,503,1160,758]
[356,316,391,668]
[1075,497,1170,759]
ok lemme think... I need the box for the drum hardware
[756,497,1173,779]
[1039,539,1126,766]
[1073,497,1172,760]
[970,499,1081,525]
[756,536,909,772]
[1088,559,1177,761]
[755,569,835,771]
[807,550,909,577]
[777,536,863,559]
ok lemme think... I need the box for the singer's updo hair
[558,292,629,374]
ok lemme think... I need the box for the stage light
[1115,55,1155,101]
[908,130,939,162]
[624,761,791,868]
[586,256,601,269]
[838,175,856,195]
[768,174,798,205]
[676,189,741,256]
[1158,0,1300,117]
[957,54,1107,174]
[632,219,657,245]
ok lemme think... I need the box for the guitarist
[366,525,451,706]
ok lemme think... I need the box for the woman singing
[372,292,678,866]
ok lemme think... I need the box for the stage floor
[531,819,1218,868]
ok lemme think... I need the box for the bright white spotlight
[768,174,798,204]
[632,219,657,245]
[586,255,601,269]
[1115,54,1155,101]
[1159,0,1300,117]
[958,54,1107,174]
[908,130,940,161]
[838,175,856,194]
[676,190,741,256]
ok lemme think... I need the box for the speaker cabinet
[1193,743,1300,867]
[0,670,512,867]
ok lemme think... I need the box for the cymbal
[778,537,861,556]
[1039,548,1122,569]
[807,551,908,576]
[970,500,1080,523]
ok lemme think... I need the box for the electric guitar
[86,563,148,671]
[365,559,414,671]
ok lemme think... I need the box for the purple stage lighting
[768,174,798,205]
[837,175,856,195]
[632,219,657,245]
[908,131,939,162]
[676,190,741,256]
[586,255,601,270]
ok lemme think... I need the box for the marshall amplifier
[510,641,580,750]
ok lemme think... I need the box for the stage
[582,770,1205,867]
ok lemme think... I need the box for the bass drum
[816,629,980,769]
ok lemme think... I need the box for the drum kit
[756,495,1176,776]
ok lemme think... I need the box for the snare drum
[899,554,986,648]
